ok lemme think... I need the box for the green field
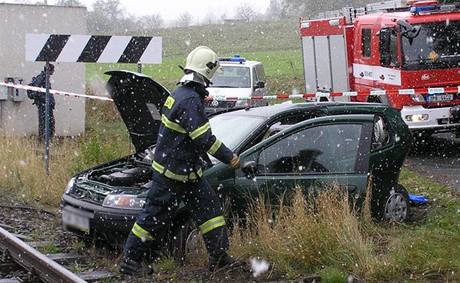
[87,19,305,95]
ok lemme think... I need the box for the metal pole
[44,62,50,175]
[137,63,142,73]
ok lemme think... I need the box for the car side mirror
[255,81,265,89]
[242,160,257,178]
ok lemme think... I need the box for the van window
[255,64,266,82]
[362,28,372,58]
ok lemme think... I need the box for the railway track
[0,222,114,282]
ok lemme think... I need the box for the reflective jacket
[152,82,233,182]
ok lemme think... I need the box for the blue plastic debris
[408,194,429,205]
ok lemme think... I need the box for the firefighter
[27,64,56,141]
[120,46,242,276]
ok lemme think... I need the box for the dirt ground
[405,133,460,194]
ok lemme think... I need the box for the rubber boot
[120,233,154,276]
[119,258,154,276]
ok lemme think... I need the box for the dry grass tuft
[230,188,378,279]
[0,137,82,206]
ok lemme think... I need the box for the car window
[257,124,363,174]
[372,115,391,150]
[210,114,265,150]
[210,66,251,88]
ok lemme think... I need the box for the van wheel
[381,184,409,223]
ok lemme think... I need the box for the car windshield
[209,114,265,150]
[209,66,251,88]
[402,20,460,70]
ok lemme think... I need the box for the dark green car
[60,71,412,244]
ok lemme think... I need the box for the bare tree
[176,12,193,27]
[235,2,257,22]
[202,10,218,25]
[266,0,284,20]
[54,0,82,6]
[87,0,125,33]
[138,14,163,29]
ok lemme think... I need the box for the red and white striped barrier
[1,82,459,102]
[206,86,460,101]
[0,82,113,102]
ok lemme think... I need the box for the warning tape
[0,82,113,102]
[2,82,460,102]
[206,86,460,101]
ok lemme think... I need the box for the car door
[235,114,374,208]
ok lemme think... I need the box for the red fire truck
[300,0,460,136]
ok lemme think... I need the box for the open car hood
[105,70,169,152]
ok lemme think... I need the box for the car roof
[218,101,388,118]
[219,60,261,68]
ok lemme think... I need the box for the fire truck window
[362,28,372,58]
[380,28,398,67]
[390,30,398,66]
[402,21,460,70]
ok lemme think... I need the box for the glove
[229,154,240,169]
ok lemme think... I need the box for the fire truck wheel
[380,184,409,223]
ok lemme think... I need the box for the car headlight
[102,194,146,210]
[64,177,76,194]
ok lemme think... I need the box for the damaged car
[61,71,412,249]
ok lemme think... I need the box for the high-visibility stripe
[190,122,210,140]
[208,139,222,155]
[164,170,188,182]
[164,96,175,109]
[152,161,165,173]
[131,223,154,242]
[161,114,187,134]
[199,216,226,235]
[153,160,202,182]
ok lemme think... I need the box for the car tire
[378,184,409,223]
[168,216,196,263]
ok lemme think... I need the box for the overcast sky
[84,0,269,21]
[6,0,270,21]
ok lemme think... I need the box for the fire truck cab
[300,0,460,135]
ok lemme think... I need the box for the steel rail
[0,227,86,283]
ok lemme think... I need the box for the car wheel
[168,217,195,263]
[382,184,409,223]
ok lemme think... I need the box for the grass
[226,170,460,281]
[229,188,377,280]
[0,99,131,207]
[86,49,305,96]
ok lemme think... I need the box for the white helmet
[184,46,220,81]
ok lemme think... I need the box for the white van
[206,55,267,111]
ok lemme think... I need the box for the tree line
[49,0,460,34]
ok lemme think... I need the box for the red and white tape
[206,86,460,101]
[0,82,113,102]
[1,82,459,102]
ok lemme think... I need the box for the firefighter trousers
[123,172,229,262]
